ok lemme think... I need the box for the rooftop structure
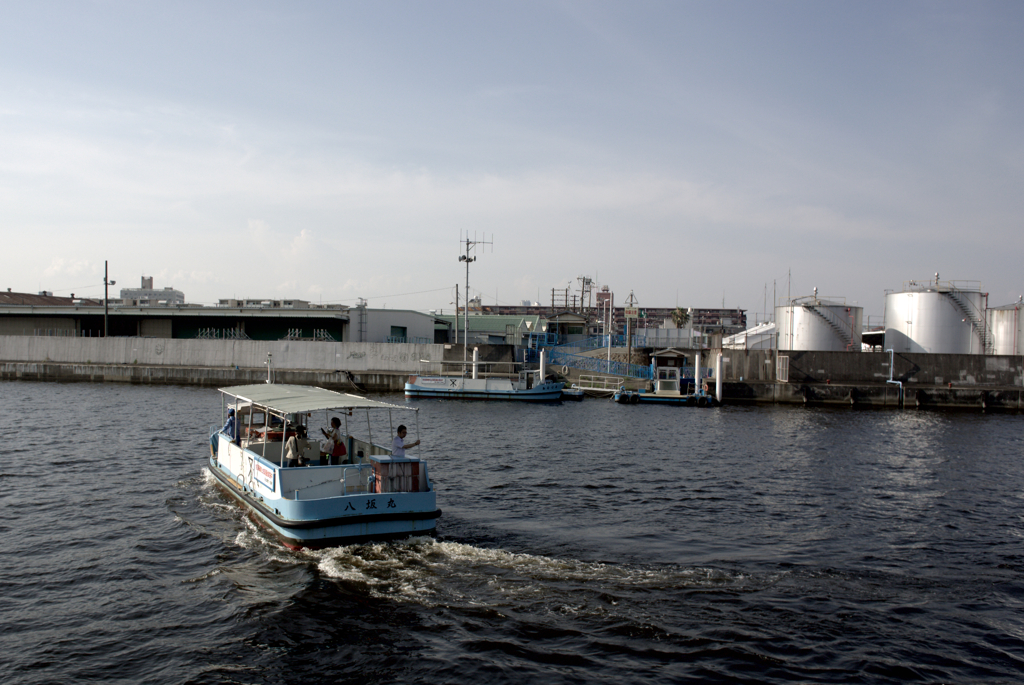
[118,277,185,306]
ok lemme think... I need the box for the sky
[1,1,1022,323]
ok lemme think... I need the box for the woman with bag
[320,416,348,466]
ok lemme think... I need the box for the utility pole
[103,260,116,337]
[458,233,492,372]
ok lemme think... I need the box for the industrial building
[0,291,437,343]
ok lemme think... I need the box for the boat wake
[196,466,758,606]
[308,537,758,613]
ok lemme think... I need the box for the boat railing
[340,465,372,495]
[349,436,393,459]
[281,460,430,499]
[284,463,373,500]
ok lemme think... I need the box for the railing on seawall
[385,336,434,344]
[554,333,693,354]
[550,336,612,354]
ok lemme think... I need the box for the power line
[329,285,453,304]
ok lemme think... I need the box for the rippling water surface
[2,381,1023,684]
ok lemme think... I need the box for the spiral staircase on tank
[942,287,992,354]
[801,303,855,351]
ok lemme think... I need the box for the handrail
[340,464,369,493]
[576,375,624,390]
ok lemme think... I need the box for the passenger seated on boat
[210,408,238,457]
[391,425,420,457]
[285,425,309,468]
[320,417,347,466]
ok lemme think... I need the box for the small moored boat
[208,384,441,549]
[405,372,564,401]
[560,385,585,401]
[405,349,563,402]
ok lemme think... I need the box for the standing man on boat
[391,425,420,457]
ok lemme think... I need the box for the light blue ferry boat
[208,384,441,549]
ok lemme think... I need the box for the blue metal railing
[553,335,678,353]
[546,347,653,380]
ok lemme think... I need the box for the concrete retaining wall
[714,349,1024,410]
[716,349,1024,387]
[0,336,443,372]
[0,338,519,392]
[5,335,1020,409]
[0,362,411,391]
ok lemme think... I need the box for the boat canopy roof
[219,384,414,415]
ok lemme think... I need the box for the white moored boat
[404,373,564,401]
[405,348,563,401]
[208,384,441,550]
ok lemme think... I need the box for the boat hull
[613,390,717,407]
[208,458,441,549]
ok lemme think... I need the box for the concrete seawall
[0,362,412,391]
[3,336,1022,409]
[573,349,1024,411]
[0,336,444,371]
[0,336,517,392]
[717,349,1024,410]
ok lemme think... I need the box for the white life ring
[561,365,569,375]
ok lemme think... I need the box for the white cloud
[2,3,1023,316]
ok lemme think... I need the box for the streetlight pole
[625,290,637,371]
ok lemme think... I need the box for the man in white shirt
[391,425,420,457]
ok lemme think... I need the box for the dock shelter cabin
[650,348,698,393]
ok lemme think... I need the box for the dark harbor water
[2,381,1023,684]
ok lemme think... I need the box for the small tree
[671,307,690,328]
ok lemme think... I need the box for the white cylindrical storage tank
[775,297,863,351]
[988,304,1022,355]
[883,281,988,354]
